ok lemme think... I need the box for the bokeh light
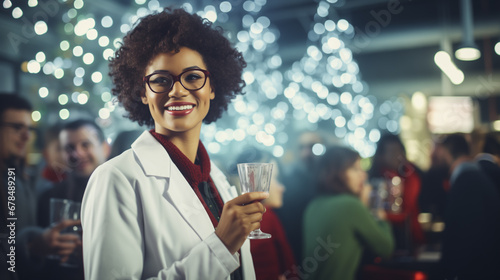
[34,21,48,35]
[12,7,22,19]
[91,71,103,83]
[59,109,70,120]
[38,87,49,98]
[58,94,69,105]
[98,36,109,47]
[101,16,113,28]
[27,60,41,73]
[78,92,89,104]
[35,52,46,63]
[83,53,94,64]
[31,111,41,122]
[3,0,12,9]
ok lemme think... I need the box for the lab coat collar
[132,131,172,178]
[131,131,238,200]
[131,130,239,240]
[132,131,212,239]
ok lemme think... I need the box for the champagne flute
[237,163,273,239]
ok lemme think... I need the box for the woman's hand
[215,192,268,254]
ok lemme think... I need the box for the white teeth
[167,105,194,111]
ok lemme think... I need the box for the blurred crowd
[1,92,500,280]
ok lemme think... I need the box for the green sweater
[303,194,394,280]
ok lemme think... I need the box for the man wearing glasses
[0,94,80,280]
[0,93,38,234]
[0,93,37,280]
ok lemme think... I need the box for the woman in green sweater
[303,146,394,280]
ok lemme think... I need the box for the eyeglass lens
[1,123,36,133]
[148,70,207,93]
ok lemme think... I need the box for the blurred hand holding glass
[237,163,273,239]
[369,178,404,214]
[49,198,82,267]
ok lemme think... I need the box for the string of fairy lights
[3,0,402,159]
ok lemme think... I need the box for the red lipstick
[165,102,196,116]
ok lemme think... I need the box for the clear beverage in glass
[49,198,82,267]
[237,163,273,239]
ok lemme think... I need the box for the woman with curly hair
[81,8,266,280]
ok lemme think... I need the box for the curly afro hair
[109,8,246,126]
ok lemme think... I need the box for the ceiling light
[434,51,465,85]
[493,120,500,131]
[456,0,480,61]
[455,44,481,61]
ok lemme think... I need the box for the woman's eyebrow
[182,66,203,71]
[150,66,202,74]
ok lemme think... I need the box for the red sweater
[250,209,297,280]
[384,168,425,244]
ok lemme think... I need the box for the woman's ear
[141,90,148,105]
[210,87,215,100]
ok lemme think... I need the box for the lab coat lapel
[210,162,239,203]
[167,163,214,240]
[132,131,214,240]
[132,131,172,178]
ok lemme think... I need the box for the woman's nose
[168,81,189,98]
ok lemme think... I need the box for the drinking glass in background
[237,163,273,239]
[49,198,82,267]
[368,178,387,218]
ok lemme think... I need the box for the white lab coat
[81,131,255,280]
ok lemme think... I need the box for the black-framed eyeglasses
[1,122,37,134]
[143,69,210,94]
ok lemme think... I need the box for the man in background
[0,94,80,280]
[440,133,500,279]
[38,119,110,226]
[35,119,109,280]
[0,93,37,280]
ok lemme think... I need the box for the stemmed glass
[237,163,273,239]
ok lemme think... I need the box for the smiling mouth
[166,105,195,111]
